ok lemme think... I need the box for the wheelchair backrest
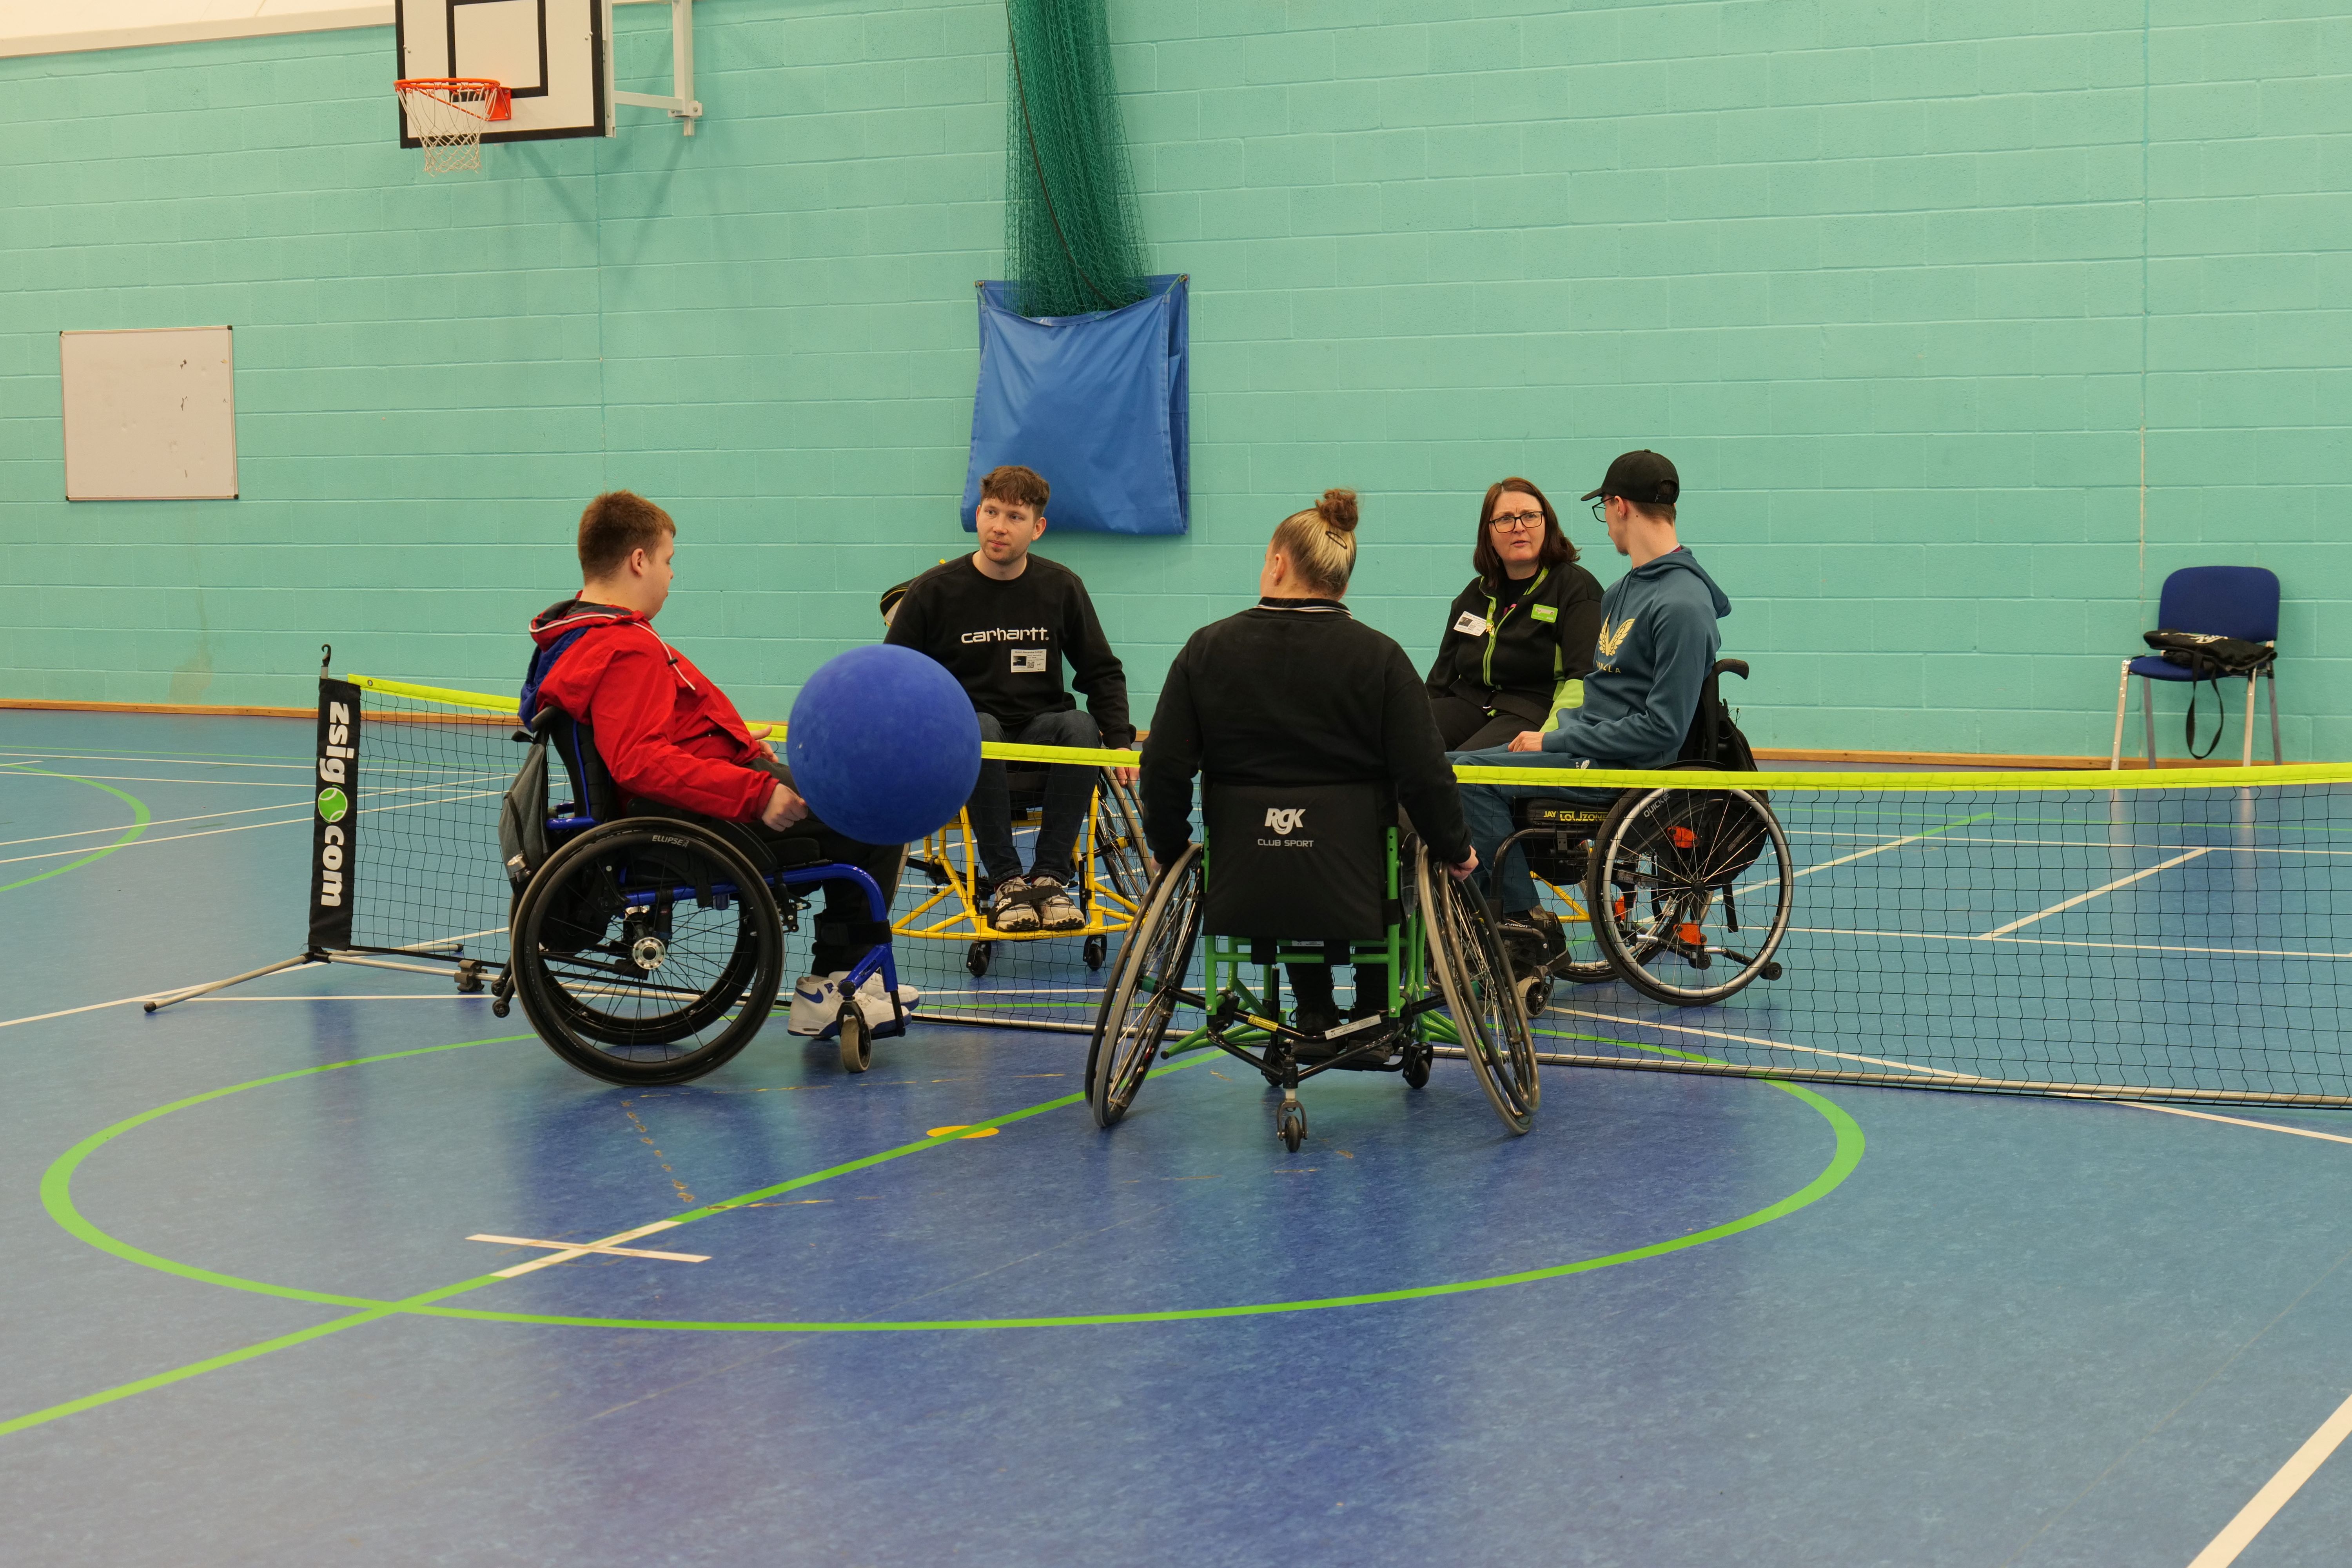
[1201,780,1393,940]
[1676,659,1756,772]
[541,708,624,824]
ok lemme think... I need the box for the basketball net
[395,79,512,174]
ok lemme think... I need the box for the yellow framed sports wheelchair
[1085,780,1539,1151]
[894,766,1151,976]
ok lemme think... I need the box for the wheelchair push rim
[1085,844,1203,1128]
[1418,845,1540,1134]
[1584,785,1792,1007]
[511,818,786,1085]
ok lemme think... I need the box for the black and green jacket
[1423,563,1606,725]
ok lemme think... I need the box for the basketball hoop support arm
[604,0,702,135]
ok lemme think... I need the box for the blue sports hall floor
[6,709,2352,1567]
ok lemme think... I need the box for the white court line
[2188,1397,2352,1567]
[2127,1103,2352,1566]
[1786,928,2352,963]
[1977,848,2214,938]
[1784,829,2352,860]
[2123,1102,2352,1148]
[1547,1008,1973,1080]
[0,750,313,771]
[0,798,318,851]
[474,1220,704,1279]
[0,789,505,868]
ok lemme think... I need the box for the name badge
[1530,604,1558,624]
[1010,649,1047,673]
[1453,612,1489,637]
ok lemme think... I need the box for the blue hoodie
[1539,546,1731,767]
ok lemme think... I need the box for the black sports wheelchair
[492,709,907,1085]
[1086,780,1540,1151]
[1492,659,1794,1016]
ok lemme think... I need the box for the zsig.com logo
[1263,808,1306,834]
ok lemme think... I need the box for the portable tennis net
[154,672,2352,1108]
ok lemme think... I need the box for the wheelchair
[493,710,909,1086]
[1085,781,1539,1151]
[895,765,1150,976]
[1493,660,1793,1014]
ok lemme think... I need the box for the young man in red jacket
[524,490,910,1032]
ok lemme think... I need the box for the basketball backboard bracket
[604,0,702,136]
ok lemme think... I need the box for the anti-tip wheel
[837,1002,872,1074]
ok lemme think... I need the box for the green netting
[1004,0,1150,319]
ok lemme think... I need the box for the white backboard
[60,326,238,501]
[396,0,605,144]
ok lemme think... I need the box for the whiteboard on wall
[60,326,238,500]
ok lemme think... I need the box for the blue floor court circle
[44,1032,1866,1333]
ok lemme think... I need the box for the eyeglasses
[1589,498,1613,524]
[1487,510,1544,532]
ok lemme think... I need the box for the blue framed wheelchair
[492,710,908,1086]
[1493,660,1794,1014]
[1085,781,1539,1151]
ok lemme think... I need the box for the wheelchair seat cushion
[1202,780,1391,940]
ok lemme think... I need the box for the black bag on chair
[1201,780,1391,940]
[2143,631,2275,760]
[498,725,552,891]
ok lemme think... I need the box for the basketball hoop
[394,78,512,174]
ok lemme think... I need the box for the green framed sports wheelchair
[1085,781,1539,1151]
[1494,659,1795,1014]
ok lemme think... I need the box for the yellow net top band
[348,675,2349,793]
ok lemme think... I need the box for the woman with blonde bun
[1138,490,1477,1040]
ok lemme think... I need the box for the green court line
[25,1031,1861,1396]
[12,1037,1198,1436]
[0,767,151,894]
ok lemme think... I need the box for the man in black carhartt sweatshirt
[886,465,1132,933]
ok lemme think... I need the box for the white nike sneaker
[789,971,922,1035]
[788,973,842,1035]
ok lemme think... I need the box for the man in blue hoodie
[1451,450,1733,939]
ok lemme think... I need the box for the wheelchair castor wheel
[1403,1047,1431,1090]
[1277,1103,1306,1151]
[1762,961,1784,980]
[966,941,993,978]
[1517,973,1553,1019]
[488,964,516,1018]
[1083,934,1107,971]
[837,1001,872,1074]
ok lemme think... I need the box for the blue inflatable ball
[787,645,981,845]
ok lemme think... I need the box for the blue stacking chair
[2109,566,2282,768]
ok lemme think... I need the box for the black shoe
[1290,1002,1340,1039]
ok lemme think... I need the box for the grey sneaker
[989,875,1039,933]
[1030,873,1084,931]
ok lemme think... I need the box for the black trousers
[744,759,904,975]
[1430,691,1537,754]
[1286,960,1390,1020]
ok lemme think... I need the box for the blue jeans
[970,709,1103,885]
[1452,744,1619,915]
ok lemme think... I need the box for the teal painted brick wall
[0,0,2347,757]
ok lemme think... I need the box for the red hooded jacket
[526,600,777,822]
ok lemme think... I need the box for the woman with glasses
[1424,477,1605,752]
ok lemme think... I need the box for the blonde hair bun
[1315,488,1360,533]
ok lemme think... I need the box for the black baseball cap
[1581,450,1680,506]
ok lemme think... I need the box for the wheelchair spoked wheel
[1417,847,1539,1135]
[1085,845,1203,1128]
[1585,786,1792,1007]
[512,819,786,1086]
[1093,773,1152,905]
